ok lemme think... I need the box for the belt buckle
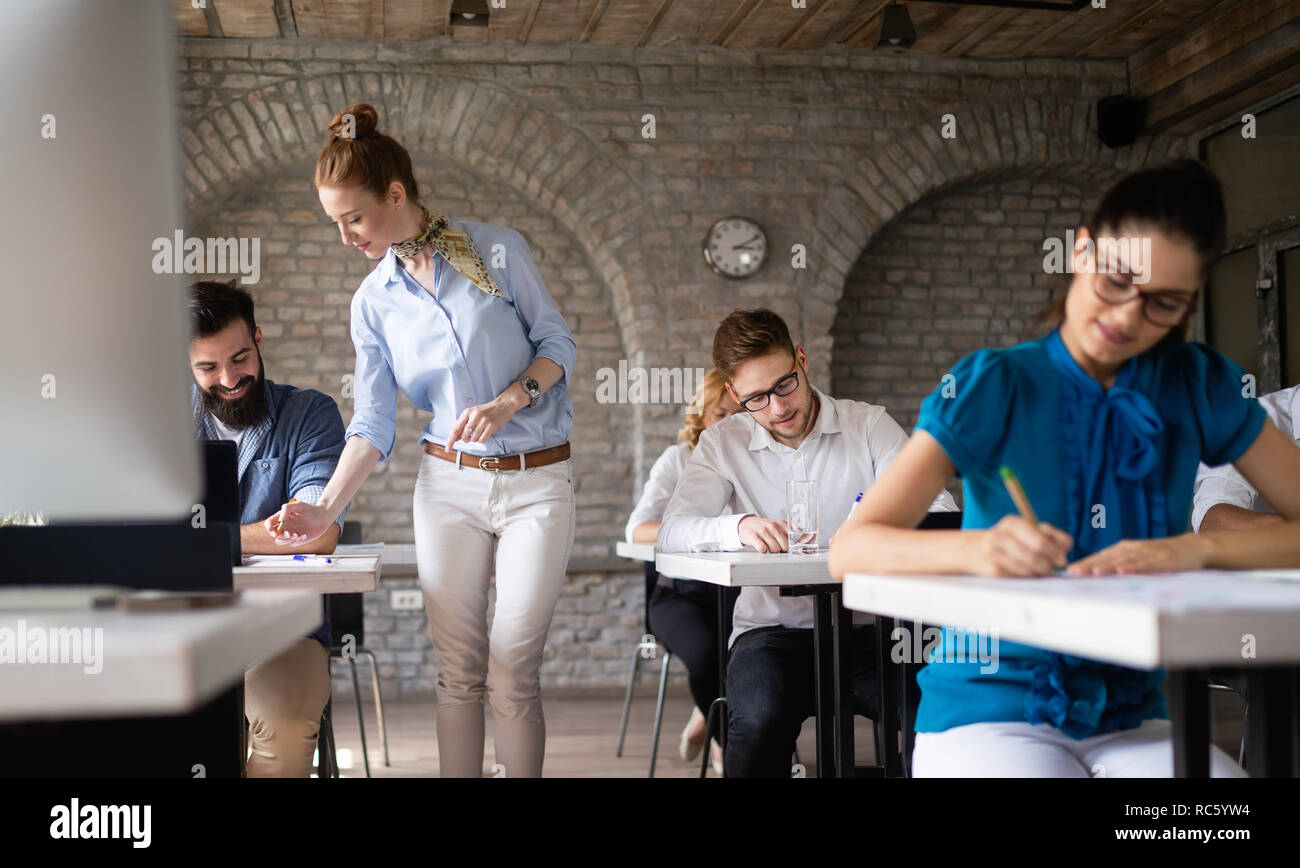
[478,456,501,472]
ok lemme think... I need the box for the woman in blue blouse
[829,160,1300,776]
[269,104,578,778]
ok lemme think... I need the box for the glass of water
[786,480,819,555]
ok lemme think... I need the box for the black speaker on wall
[1097,95,1146,149]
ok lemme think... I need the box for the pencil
[998,466,1038,524]
[274,497,297,538]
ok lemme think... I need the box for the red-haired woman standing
[270,104,577,778]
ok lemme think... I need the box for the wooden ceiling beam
[779,0,835,48]
[820,0,889,47]
[578,0,610,42]
[945,6,1018,57]
[1076,0,1171,57]
[1144,18,1300,131]
[1010,7,1082,57]
[712,0,766,47]
[637,0,675,46]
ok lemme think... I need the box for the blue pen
[292,555,332,564]
[847,491,863,518]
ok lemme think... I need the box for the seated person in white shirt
[658,309,957,777]
[1192,382,1300,703]
[627,368,740,769]
[1192,382,1299,532]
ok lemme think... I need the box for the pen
[847,491,863,519]
[274,497,297,538]
[292,555,332,564]
[998,466,1037,524]
[1000,466,1070,575]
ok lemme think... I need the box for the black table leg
[830,589,855,778]
[1168,668,1210,778]
[876,615,901,777]
[716,584,728,772]
[812,591,836,777]
[1245,665,1298,778]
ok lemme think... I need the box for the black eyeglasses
[1093,275,1196,328]
[738,367,800,413]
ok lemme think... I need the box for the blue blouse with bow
[913,329,1266,738]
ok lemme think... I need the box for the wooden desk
[233,555,381,593]
[0,588,320,777]
[0,589,320,721]
[843,569,1300,777]
[656,550,876,778]
[615,541,656,563]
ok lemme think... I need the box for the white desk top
[233,554,381,593]
[615,541,656,563]
[843,569,1300,670]
[656,550,832,587]
[0,589,321,721]
[333,542,417,567]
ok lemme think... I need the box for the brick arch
[797,95,1190,366]
[179,70,659,361]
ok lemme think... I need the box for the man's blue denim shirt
[193,379,349,647]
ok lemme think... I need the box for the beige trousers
[244,636,331,777]
[413,453,576,778]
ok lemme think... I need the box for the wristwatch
[517,375,541,408]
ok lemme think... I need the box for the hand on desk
[974,515,1072,577]
[739,515,790,553]
[265,500,333,547]
[1067,534,1204,576]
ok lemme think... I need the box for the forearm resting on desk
[1198,503,1285,533]
[631,521,659,544]
[241,520,339,555]
[1192,519,1300,569]
[829,525,974,578]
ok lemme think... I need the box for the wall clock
[703,216,767,279]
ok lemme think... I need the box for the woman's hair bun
[327,103,379,142]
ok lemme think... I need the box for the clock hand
[732,234,761,250]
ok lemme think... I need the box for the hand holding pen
[968,467,1072,578]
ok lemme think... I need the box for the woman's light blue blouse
[345,221,577,461]
[913,329,1266,738]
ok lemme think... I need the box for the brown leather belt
[423,440,571,471]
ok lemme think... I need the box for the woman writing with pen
[829,160,1300,777]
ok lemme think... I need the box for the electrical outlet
[390,590,424,611]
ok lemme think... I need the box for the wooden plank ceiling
[177,1,1300,135]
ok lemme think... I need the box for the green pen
[999,465,1037,524]
[999,466,1068,575]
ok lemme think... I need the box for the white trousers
[412,452,575,778]
[913,719,1247,778]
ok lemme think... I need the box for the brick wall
[178,37,1188,694]
[831,173,1092,432]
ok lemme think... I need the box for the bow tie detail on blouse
[1045,329,1168,551]
[1097,385,1163,482]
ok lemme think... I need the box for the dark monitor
[199,439,241,567]
[0,442,238,590]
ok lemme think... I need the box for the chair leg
[616,643,644,758]
[317,698,337,779]
[361,649,389,767]
[701,697,727,778]
[649,651,672,778]
[1239,703,1249,771]
[349,657,371,778]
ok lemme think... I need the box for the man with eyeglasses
[658,308,956,776]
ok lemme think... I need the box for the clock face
[704,217,767,279]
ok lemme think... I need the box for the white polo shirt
[658,387,957,645]
[1192,383,1300,530]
